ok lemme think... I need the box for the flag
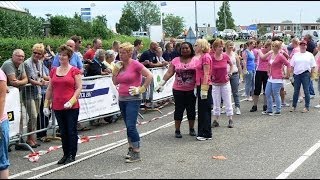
[160,1,167,6]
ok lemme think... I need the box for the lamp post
[195,1,198,38]
[90,2,96,22]
[224,2,227,30]
[214,1,217,37]
[43,13,51,37]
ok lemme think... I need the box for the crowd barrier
[6,68,175,153]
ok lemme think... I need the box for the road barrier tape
[23,110,175,162]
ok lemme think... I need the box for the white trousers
[212,82,233,117]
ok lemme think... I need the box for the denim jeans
[0,120,10,171]
[230,72,240,108]
[245,70,255,97]
[54,109,79,157]
[309,79,315,96]
[196,85,212,138]
[292,71,311,110]
[119,100,141,149]
[265,81,282,113]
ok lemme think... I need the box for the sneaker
[262,111,273,115]
[211,120,219,128]
[241,93,246,97]
[125,151,141,163]
[315,104,320,108]
[290,107,296,112]
[273,103,276,107]
[263,105,267,111]
[189,128,196,136]
[228,119,234,128]
[57,155,68,164]
[236,107,241,115]
[220,108,226,114]
[281,103,290,107]
[249,105,257,112]
[206,137,212,140]
[64,155,75,165]
[125,147,133,159]
[248,96,253,101]
[301,108,309,113]
[269,112,281,116]
[310,95,315,99]
[298,98,303,103]
[175,130,182,138]
[196,136,207,141]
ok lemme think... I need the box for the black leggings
[173,89,196,121]
[254,71,268,96]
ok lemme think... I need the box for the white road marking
[94,167,141,177]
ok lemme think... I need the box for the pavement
[7,80,320,179]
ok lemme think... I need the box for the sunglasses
[33,52,42,55]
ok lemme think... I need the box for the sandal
[301,108,309,113]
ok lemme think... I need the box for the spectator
[83,43,91,55]
[132,39,143,60]
[83,38,103,64]
[111,40,121,61]
[162,42,174,62]
[112,42,153,163]
[155,47,169,66]
[24,43,50,147]
[171,42,181,59]
[70,35,83,62]
[86,49,111,76]
[304,34,317,99]
[43,44,82,165]
[0,68,9,179]
[104,50,116,71]
[140,42,167,68]
[155,42,197,138]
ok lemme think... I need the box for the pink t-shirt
[0,69,8,121]
[50,67,81,110]
[211,53,231,84]
[171,57,197,91]
[116,60,144,97]
[195,53,212,86]
[256,48,271,72]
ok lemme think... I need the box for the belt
[232,72,238,75]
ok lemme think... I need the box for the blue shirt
[245,49,256,71]
[51,52,83,70]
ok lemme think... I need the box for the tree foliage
[163,14,185,37]
[216,1,236,31]
[316,17,320,23]
[123,1,160,31]
[116,8,140,35]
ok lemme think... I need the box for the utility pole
[299,9,302,38]
[195,1,198,38]
[214,1,217,37]
[224,2,227,30]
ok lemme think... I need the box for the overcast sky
[18,1,320,31]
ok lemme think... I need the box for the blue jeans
[54,109,79,157]
[230,72,240,108]
[245,70,255,97]
[119,100,141,149]
[309,79,315,95]
[265,81,282,113]
[0,120,9,170]
[293,71,311,110]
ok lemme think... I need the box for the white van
[132,31,148,38]
[302,30,320,42]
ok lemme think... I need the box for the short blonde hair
[32,43,45,55]
[272,40,282,49]
[225,40,234,48]
[195,39,210,53]
[120,42,134,53]
[212,38,224,49]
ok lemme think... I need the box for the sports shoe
[220,108,226,114]
[301,108,309,113]
[248,96,253,101]
[281,103,290,107]
[236,107,241,115]
[250,105,257,112]
[228,119,234,128]
[241,93,246,97]
[262,111,273,115]
[290,107,296,112]
[57,155,68,164]
[211,120,219,128]
[314,104,320,108]
[175,130,182,138]
[189,128,196,136]
[125,147,133,159]
[310,95,315,99]
[268,112,281,116]
[64,155,75,165]
[196,136,207,141]
[125,151,141,163]
[263,105,267,111]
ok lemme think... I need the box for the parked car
[220,29,239,40]
[238,32,251,40]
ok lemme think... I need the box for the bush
[0,36,151,65]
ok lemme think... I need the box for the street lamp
[43,13,52,37]
[195,1,198,38]
[90,2,96,22]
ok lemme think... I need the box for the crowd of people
[0,32,319,177]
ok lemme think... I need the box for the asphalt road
[7,80,320,179]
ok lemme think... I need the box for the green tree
[216,1,236,31]
[123,1,160,31]
[92,15,114,40]
[316,17,320,23]
[163,14,185,37]
[49,15,71,37]
[116,8,140,35]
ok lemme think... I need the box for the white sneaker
[315,104,320,108]
[310,95,315,99]
[220,108,226,114]
[196,136,207,141]
[241,93,246,97]
[248,97,253,101]
[235,107,241,115]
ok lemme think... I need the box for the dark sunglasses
[33,52,42,55]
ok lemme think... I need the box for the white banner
[78,76,120,121]
[5,87,21,138]
[150,67,175,101]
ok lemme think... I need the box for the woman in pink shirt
[194,39,212,141]
[112,42,153,163]
[43,44,82,165]
[210,39,234,128]
[263,41,291,115]
[155,42,197,138]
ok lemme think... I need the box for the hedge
[0,36,151,65]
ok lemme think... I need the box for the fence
[6,67,175,153]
